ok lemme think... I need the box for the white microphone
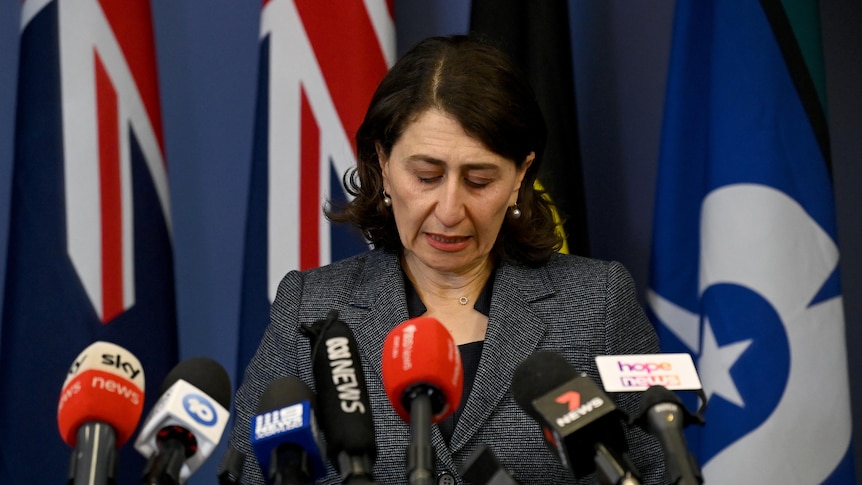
[134,357,231,484]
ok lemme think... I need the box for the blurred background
[0,1,860,483]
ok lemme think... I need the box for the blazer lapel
[343,251,460,473]
[448,262,553,454]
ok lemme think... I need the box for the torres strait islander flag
[0,1,178,482]
[648,1,855,483]
[236,0,394,375]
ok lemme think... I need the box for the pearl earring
[383,190,392,207]
[510,204,521,219]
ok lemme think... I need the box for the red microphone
[58,341,146,484]
[382,317,463,485]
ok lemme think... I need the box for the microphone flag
[0,1,178,483]
[235,0,395,377]
[647,1,854,483]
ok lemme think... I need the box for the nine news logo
[254,404,305,440]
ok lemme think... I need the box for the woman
[226,35,665,484]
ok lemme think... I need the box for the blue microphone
[250,376,327,485]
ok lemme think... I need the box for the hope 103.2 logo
[595,353,703,393]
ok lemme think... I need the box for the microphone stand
[142,438,184,485]
[406,390,435,485]
[69,422,117,485]
[593,442,641,485]
[270,444,313,485]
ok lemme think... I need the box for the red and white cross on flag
[237,0,394,374]
[260,0,394,298]
[2,1,178,482]
[49,0,170,323]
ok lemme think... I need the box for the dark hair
[326,35,563,266]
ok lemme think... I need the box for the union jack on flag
[236,0,395,375]
[0,1,178,482]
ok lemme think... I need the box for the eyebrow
[404,154,502,171]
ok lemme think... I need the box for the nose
[434,179,466,227]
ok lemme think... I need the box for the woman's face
[378,109,532,276]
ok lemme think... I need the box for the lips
[429,234,466,243]
[425,233,470,252]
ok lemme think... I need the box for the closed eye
[466,178,492,188]
[417,175,442,184]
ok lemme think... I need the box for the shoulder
[503,252,634,296]
[271,250,400,318]
[276,250,397,292]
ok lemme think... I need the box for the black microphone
[300,310,377,484]
[512,351,641,485]
[632,386,703,485]
[460,444,521,485]
[217,446,246,484]
[134,357,232,485]
[250,376,327,485]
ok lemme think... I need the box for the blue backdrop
[1,1,860,483]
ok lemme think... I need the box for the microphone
[631,386,703,485]
[300,310,377,484]
[512,351,640,485]
[250,376,327,485]
[216,446,246,484]
[595,353,705,484]
[382,317,463,485]
[134,357,232,484]
[460,444,521,485]
[58,341,146,485]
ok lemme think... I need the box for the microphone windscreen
[511,351,579,419]
[303,312,376,460]
[461,444,520,485]
[381,316,463,423]
[638,384,682,413]
[257,376,315,412]
[57,341,145,447]
[159,356,231,409]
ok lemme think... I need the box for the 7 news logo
[553,390,604,428]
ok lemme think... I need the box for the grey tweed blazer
[226,249,666,484]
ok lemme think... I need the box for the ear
[376,143,390,190]
[510,152,535,205]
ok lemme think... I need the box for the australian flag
[236,0,394,376]
[0,1,178,483]
[647,0,855,483]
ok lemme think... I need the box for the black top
[403,269,496,443]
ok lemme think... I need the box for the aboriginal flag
[470,0,587,256]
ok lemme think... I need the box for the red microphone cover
[382,317,463,424]
[57,341,146,447]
